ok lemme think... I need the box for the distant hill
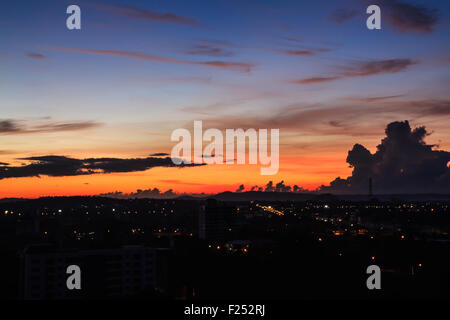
[1,192,450,204]
[211,191,320,201]
[0,198,28,203]
[209,191,450,202]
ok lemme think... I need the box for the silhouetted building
[20,244,170,299]
[198,199,234,241]
[369,177,374,201]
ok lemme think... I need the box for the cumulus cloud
[0,155,204,179]
[100,188,177,199]
[321,121,450,194]
[236,181,306,193]
[264,181,275,192]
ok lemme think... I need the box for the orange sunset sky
[1,0,450,198]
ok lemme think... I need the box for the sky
[0,0,450,198]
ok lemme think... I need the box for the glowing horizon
[1,0,450,198]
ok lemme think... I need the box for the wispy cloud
[0,119,101,135]
[277,36,334,57]
[342,94,406,103]
[198,99,450,137]
[183,45,234,57]
[52,47,255,72]
[195,39,243,49]
[95,4,202,27]
[291,76,340,84]
[291,59,417,84]
[340,59,417,77]
[280,36,302,43]
[284,50,315,56]
[26,52,47,59]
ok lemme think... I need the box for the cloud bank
[0,155,204,179]
[321,121,450,194]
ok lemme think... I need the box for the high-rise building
[198,199,233,241]
[20,244,170,299]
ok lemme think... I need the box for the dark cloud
[330,0,439,34]
[26,52,46,59]
[0,119,101,134]
[0,155,204,180]
[292,59,417,84]
[245,181,304,193]
[275,180,291,192]
[0,120,20,133]
[100,188,177,199]
[321,121,450,194]
[264,181,275,192]
[293,185,306,192]
[96,4,202,27]
[150,153,170,157]
[381,0,439,33]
